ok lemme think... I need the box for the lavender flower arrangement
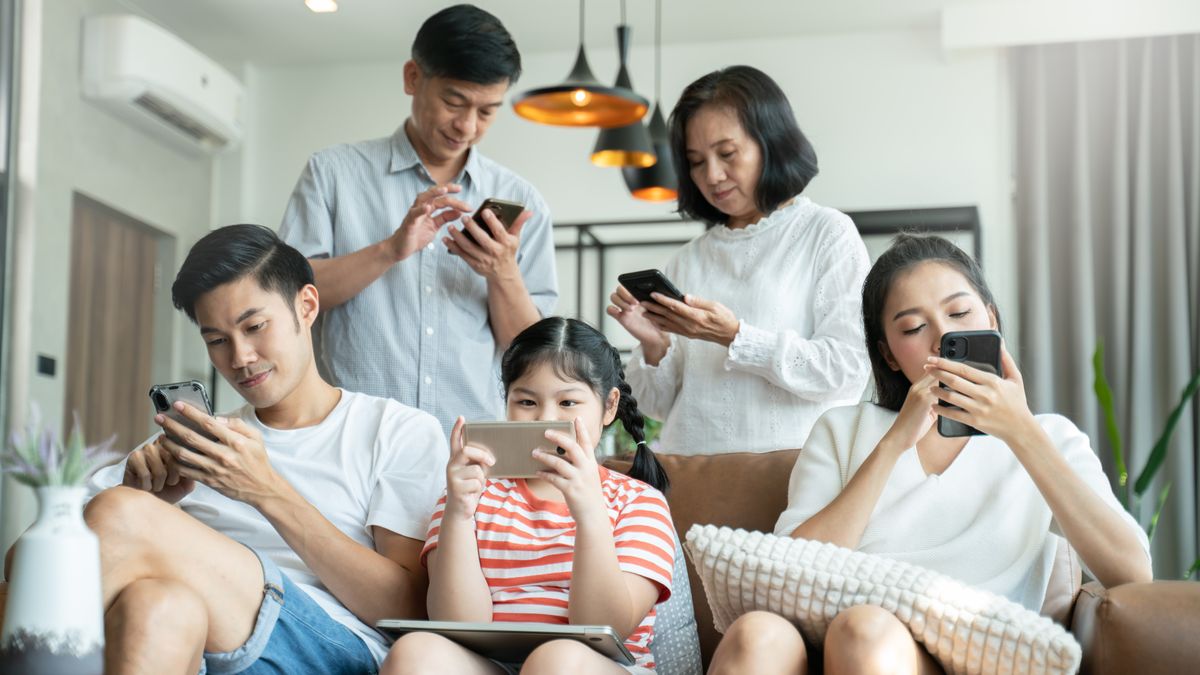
[0,406,123,487]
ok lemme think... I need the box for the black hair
[412,4,522,85]
[171,224,314,325]
[668,65,819,226]
[863,234,1002,411]
[500,317,669,493]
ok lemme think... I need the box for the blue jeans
[199,549,377,674]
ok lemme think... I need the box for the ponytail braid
[612,353,669,493]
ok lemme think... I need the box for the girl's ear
[879,340,901,371]
[603,387,620,426]
[987,304,999,330]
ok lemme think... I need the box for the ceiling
[120,0,1004,68]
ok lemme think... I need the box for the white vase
[0,486,104,674]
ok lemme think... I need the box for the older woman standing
[609,65,869,455]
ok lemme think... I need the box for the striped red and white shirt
[422,466,676,669]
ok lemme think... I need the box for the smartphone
[148,380,216,454]
[617,269,685,304]
[462,198,525,247]
[936,330,1003,437]
[463,421,573,479]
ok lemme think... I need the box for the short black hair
[862,234,1002,411]
[171,224,314,324]
[412,4,521,85]
[668,65,819,225]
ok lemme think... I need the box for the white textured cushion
[684,525,1081,675]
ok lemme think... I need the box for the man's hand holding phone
[155,402,283,506]
[444,199,530,281]
[122,435,196,504]
[388,183,473,262]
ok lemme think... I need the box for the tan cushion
[604,450,800,665]
[1072,580,1200,675]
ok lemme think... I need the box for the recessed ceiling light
[305,0,338,13]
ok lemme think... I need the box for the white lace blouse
[626,197,871,455]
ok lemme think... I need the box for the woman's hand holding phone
[640,292,741,347]
[444,416,496,522]
[534,418,606,525]
[878,373,941,456]
[607,285,670,364]
[926,346,1038,443]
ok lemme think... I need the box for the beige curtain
[1014,35,1199,579]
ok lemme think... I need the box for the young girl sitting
[383,317,675,675]
[707,234,1152,675]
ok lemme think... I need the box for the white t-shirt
[89,389,450,664]
[626,196,871,455]
[774,403,1150,610]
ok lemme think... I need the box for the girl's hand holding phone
[535,418,607,525]
[926,346,1037,443]
[445,416,495,521]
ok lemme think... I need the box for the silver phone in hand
[463,421,574,478]
[148,380,216,454]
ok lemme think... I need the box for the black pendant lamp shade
[591,24,655,167]
[622,0,677,200]
[512,0,649,128]
[622,103,677,200]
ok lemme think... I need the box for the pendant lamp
[512,0,649,128]
[622,0,678,200]
[590,2,655,167]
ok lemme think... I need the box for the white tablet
[375,619,635,666]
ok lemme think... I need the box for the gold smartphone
[463,421,573,478]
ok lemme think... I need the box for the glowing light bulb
[571,89,592,107]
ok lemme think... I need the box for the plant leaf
[1134,366,1200,496]
[1186,557,1200,581]
[1145,481,1171,542]
[1092,343,1127,502]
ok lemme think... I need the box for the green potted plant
[1093,343,1200,579]
[0,406,121,674]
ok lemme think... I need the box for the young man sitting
[83,224,448,674]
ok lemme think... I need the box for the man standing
[279,4,558,434]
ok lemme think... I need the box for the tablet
[375,620,635,666]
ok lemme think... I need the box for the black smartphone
[462,198,524,247]
[149,380,217,454]
[617,269,685,304]
[937,330,1003,437]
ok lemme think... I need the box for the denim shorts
[199,548,377,674]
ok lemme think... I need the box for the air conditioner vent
[133,93,227,147]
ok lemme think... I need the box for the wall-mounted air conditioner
[81,14,243,154]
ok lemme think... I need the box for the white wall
[221,27,1016,350]
[1,0,217,555]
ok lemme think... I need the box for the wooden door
[64,193,162,452]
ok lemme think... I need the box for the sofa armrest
[1072,580,1200,675]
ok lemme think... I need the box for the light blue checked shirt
[279,125,558,436]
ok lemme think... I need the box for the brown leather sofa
[605,450,1200,674]
[3,450,1197,673]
